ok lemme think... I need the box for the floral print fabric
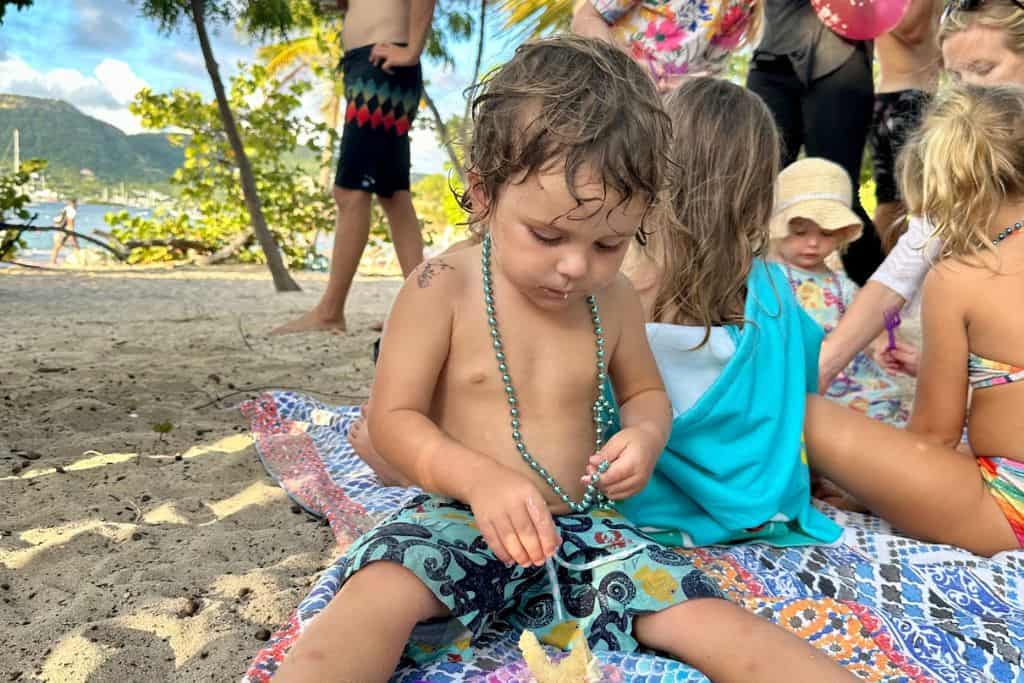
[592,0,757,90]
[784,265,910,426]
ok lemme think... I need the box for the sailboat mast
[12,129,20,173]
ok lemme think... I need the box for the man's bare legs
[634,598,855,682]
[274,562,449,683]
[272,187,373,334]
[272,188,422,335]
[49,233,80,265]
[378,190,424,278]
[805,395,1019,556]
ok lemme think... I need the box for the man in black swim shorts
[871,0,940,253]
[274,0,436,335]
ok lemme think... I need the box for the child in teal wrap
[617,77,842,548]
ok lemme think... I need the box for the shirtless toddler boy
[275,36,854,683]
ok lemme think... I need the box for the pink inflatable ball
[811,0,911,41]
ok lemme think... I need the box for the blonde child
[804,83,1024,557]
[770,158,910,427]
[275,37,852,682]
[617,78,846,548]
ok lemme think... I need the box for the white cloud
[94,59,149,105]
[0,54,149,133]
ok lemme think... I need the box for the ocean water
[7,202,152,262]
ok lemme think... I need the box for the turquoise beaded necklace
[993,220,1024,245]
[481,232,615,513]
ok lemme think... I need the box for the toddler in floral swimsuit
[770,157,911,429]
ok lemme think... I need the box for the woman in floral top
[573,0,762,91]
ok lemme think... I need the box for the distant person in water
[273,0,434,335]
[49,198,79,265]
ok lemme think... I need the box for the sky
[0,0,519,174]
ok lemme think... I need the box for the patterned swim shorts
[335,43,422,198]
[336,494,723,665]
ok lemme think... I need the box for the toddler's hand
[584,427,662,501]
[878,341,919,377]
[467,469,561,568]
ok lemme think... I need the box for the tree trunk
[197,228,256,265]
[189,0,301,292]
[461,0,487,148]
[424,89,465,187]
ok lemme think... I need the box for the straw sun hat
[769,157,864,244]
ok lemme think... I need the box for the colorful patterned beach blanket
[240,391,1024,683]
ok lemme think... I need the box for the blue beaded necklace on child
[481,233,614,514]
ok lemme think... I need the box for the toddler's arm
[588,278,671,500]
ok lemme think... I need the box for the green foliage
[410,172,468,245]
[495,0,572,40]
[0,159,46,259]
[0,95,184,185]
[0,0,32,24]
[132,0,293,36]
[424,3,476,64]
[150,421,174,434]
[106,65,335,267]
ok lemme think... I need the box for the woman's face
[943,23,1024,86]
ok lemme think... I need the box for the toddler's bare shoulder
[409,247,477,296]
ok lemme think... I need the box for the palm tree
[134,0,301,292]
[495,0,572,39]
[259,9,344,192]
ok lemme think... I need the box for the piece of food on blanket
[519,627,600,683]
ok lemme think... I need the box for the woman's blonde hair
[645,77,780,345]
[899,83,1024,261]
[939,0,1024,55]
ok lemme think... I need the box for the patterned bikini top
[968,353,1024,389]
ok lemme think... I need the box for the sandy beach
[0,265,399,682]
[0,264,923,683]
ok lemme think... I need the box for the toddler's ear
[465,171,490,217]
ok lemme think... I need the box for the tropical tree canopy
[106,65,335,268]
[0,0,33,24]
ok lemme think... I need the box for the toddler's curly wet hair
[457,35,671,235]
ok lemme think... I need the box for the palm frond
[494,0,574,39]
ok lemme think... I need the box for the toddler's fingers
[492,516,530,567]
[596,454,636,485]
[526,497,561,559]
[591,433,627,465]
[480,519,514,566]
[509,507,547,566]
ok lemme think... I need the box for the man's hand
[370,43,420,73]
[467,468,561,568]
[585,426,662,501]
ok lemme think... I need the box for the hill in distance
[0,94,183,183]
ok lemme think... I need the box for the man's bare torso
[431,246,627,514]
[343,0,410,50]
